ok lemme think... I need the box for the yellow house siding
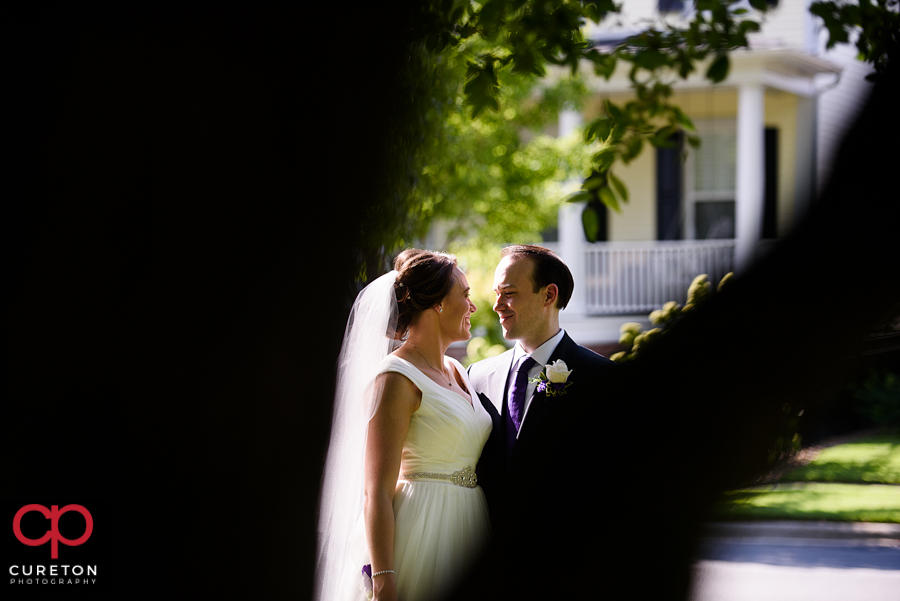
[609,148,655,241]
[679,88,738,120]
[764,91,798,236]
[580,85,805,242]
[587,92,659,242]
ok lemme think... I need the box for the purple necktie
[507,355,537,452]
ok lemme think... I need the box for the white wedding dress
[348,354,492,601]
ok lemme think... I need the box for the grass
[716,433,900,523]
[718,483,900,523]
[782,434,900,484]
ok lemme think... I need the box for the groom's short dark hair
[500,244,574,310]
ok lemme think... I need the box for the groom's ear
[543,283,559,308]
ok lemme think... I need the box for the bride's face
[440,267,477,342]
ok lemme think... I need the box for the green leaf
[739,20,762,35]
[706,53,730,83]
[457,24,478,40]
[673,107,695,131]
[599,186,620,212]
[582,203,600,242]
[590,53,617,79]
[808,2,834,20]
[651,126,679,148]
[633,49,669,71]
[478,0,507,33]
[510,48,546,77]
[608,172,629,204]
[584,116,612,144]
[591,147,617,171]
[583,170,608,190]
[621,135,643,163]
[464,59,501,117]
[605,100,624,124]
[565,190,593,203]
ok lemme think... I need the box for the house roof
[575,46,842,96]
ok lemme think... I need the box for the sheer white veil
[314,270,399,601]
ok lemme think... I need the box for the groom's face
[492,255,549,348]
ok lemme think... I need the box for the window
[658,0,685,12]
[661,1,777,16]
[684,120,736,239]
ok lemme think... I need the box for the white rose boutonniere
[529,359,573,396]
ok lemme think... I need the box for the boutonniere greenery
[529,359,573,397]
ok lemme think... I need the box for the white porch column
[557,109,587,317]
[559,203,587,317]
[559,109,582,139]
[735,84,765,271]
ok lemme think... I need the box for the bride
[315,249,492,601]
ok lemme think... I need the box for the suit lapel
[516,333,578,441]
[485,350,515,416]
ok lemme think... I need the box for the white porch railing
[582,240,735,315]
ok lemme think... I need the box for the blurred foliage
[454,240,508,349]
[464,335,509,367]
[610,272,730,363]
[413,0,776,230]
[811,0,900,82]
[415,37,596,250]
[356,0,776,278]
[851,368,900,430]
[353,0,896,279]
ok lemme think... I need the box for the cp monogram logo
[12,504,94,559]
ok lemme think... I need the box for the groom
[468,244,618,528]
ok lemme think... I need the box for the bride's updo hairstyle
[392,248,458,340]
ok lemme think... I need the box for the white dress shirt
[507,328,566,436]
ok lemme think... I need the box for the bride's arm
[364,371,421,601]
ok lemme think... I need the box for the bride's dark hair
[391,248,458,340]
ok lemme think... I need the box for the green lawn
[718,483,900,523]
[716,434,900,523]
[782,434,900,484]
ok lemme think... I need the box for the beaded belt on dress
[399,465,477,488]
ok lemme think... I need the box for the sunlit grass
[782,434,900,484]
[716,434,900,522]
[717,483,900,523]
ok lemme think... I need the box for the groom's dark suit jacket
[468,332,618,529]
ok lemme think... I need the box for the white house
[552,0,874,351]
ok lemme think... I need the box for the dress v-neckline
[393,355,474,409]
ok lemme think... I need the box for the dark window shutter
[584,199,609,242]
[763,127,778,239]
[658,0,684,12]
[656,133,683,240]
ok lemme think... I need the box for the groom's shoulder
[573,341,618,372]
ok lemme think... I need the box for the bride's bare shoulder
[372,363,422,413]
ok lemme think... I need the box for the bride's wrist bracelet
[372,569,395,578]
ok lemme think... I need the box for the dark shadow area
[2,5,413,599]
